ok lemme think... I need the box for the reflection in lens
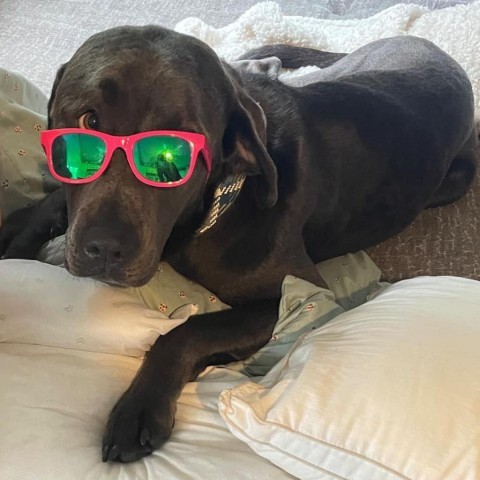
[52,134,106,180]
[133,136,191,183]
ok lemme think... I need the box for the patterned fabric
[229,251,384,376]
[196,174,246,235]
[367,159,480,281]
[38,236,230,315]
[40,236,385,377]
[0,68,58,223]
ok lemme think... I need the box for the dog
[0,27,477,462]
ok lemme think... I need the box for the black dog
[0,27,477,462]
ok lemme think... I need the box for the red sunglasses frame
[40,128,212,188]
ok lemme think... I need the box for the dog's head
[48,26,277,286]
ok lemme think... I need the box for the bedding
[0,68,58,222]
[0,260,292,480]
[220,276,480,479]
[0,254,381,480]
[0,1,471,95]
[1,1,480,479]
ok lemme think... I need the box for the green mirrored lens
[52,134,106,179]
[133,136,191,183]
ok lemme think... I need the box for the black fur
[0,28,477,462]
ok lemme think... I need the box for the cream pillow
[0,259,207,357]
[219,276,480,480]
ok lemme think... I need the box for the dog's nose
[67,223,142,283]
[84,238,128,265]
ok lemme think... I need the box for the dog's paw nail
[102,443,111,462]
[140,427,150,447]
[102,446,110,462]
[109,444,121,461]
[102,442,117,462]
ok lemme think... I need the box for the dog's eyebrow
[99,78,119,105]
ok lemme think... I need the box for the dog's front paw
[0,188,67,259]
[102,389,176,463]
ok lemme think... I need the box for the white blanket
[1,2,480,479]
[0,260,293,480]
[176,1,480,116]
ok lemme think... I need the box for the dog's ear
[47,63,67,128]
[222,87,278,209]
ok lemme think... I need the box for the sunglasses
[40,128,212,187]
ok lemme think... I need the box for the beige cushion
[219,276,480,480]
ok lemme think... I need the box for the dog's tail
[237,44,347,69]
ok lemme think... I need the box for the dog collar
[195,174,246,235]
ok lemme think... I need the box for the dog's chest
[167,233,285,305]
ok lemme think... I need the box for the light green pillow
[0,67,59,221]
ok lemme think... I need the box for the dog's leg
[0,187,67,259]
[426,128,479,208]
[237,44,347,69]
[102,299,278,463]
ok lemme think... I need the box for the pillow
[219,276,480,479]
[37,236,384,376]
[0,68,58,224]
[227,251,383,377]
[0,259,227,357]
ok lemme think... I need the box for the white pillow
[0,259,197,356]
[219,276,480,480]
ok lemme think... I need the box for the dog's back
[299,37,461,77]
[237,36,477,261]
